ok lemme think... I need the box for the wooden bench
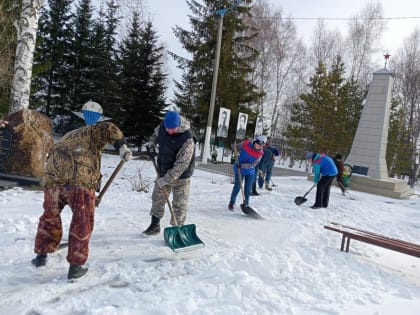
[324,222,420,258]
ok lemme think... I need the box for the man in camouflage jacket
[32,122,132,279]
[143,111,195,235]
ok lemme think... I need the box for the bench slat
[325,224,420,252]
[330,222,420,249]
[324,224,420,258]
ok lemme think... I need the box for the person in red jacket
[228,136,265,210]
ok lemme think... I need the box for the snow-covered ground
[1,153,420,314]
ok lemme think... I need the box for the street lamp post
[201,1,241,164]
[201,8,227,164]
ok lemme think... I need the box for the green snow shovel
[147,146,204,252]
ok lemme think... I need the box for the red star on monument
[384,52,391,68]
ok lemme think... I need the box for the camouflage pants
[150,178,191,226]
[34,185,96,265]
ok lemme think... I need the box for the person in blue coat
[311,152,338,209]
[257,143,280,191]
[228,136,265,210]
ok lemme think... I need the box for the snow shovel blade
[294,196,307,205]
[240,204,263,219]
[164,224,205,253]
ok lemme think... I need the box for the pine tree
[30,0,74,116]
[386,100,412,177]
[119,13,166,147]
[99,0,121,120]
[173,0,260,140]
[68,0,95,111]
[285,57,364,155]
[88,7,108,109]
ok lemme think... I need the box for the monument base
[348,175,413,199]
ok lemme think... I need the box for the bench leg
[340,235,345,251]
[340,235,351,253]
[345,237,350,252]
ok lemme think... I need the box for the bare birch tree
[345,1,385,87]
[9,0,45,113]
[246,0,307,140]
[310,20,345,70]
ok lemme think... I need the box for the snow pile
[1,153,419,314]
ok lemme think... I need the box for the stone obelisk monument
[345,56,412,198]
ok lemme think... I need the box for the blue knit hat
[164,111,181,129]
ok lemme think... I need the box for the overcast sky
[142,0,420,100]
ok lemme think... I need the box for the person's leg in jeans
[243,174,254,205]
[251,168,259,194]
[229,170,241,206]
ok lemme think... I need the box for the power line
[251,16,420,21]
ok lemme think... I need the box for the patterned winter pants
[34,185,96,265]
[150,178,191,226]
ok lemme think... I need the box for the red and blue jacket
[233,140,264,176]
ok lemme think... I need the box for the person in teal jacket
[311,152,338,209]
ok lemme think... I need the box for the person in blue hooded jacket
[311,152,338,209]
[228,136,265,210]
[257,142,280,191]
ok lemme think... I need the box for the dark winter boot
[143,215,161,235]
[31,254,47,267]
[250,182,259,196]
[67,264,88,280]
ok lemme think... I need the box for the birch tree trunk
[9,0,44,113]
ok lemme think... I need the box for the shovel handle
[96,159,125,207]
[146,146,179,227]
[304,184,317,198]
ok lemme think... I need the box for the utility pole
[201,1,241,164]
[201,8,227,164]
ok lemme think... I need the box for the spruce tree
[386,100,412,177]
[82,0,121,119]
[99,0,121,120]
[31,0,74,116]
[68,0,95,111]
[119,13,166,147]
[88,8,108,109]
[285,57,363,155]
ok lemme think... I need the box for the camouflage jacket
[42,122,124,190]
